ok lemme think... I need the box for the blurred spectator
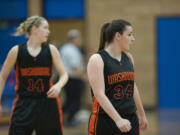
[60,29,86,126]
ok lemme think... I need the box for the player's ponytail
[98,23,110,51]
[98,19,131,51]
[14,22,26,36]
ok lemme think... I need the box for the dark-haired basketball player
[87,19,148,135]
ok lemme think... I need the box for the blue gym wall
[157,17,180,109]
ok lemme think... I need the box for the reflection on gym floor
[0,109,180,135]
[159,109,180,135]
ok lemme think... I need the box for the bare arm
[134,84,146,116]
[0,46,18,101]
[0,46,18,116]
[134,83,148,130]
[87,54,131,133]
[125,52,148,130]
[47,45,68,97]
[125,52,146,115]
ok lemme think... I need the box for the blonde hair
[14,16,46,37]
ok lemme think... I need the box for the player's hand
[0,105,3,118]
[47,85,61,98]
[115,118,132,132]
[138,115,148,130]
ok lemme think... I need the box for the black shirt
[92,49,136,115]
[15,42,52,97]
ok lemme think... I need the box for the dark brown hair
[98,19,131,51]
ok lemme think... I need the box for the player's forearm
[56,72,68,90]
[134,84,145,116]
[95,92,123,123]
[0,74,6,102]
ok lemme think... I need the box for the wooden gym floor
[0,110,180,135]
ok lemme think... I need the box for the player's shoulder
[49,44,58,51]
[88,53,104,66]
[89,53,102,61]
[9,45,18,54]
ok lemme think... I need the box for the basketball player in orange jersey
[0,16,68,135]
